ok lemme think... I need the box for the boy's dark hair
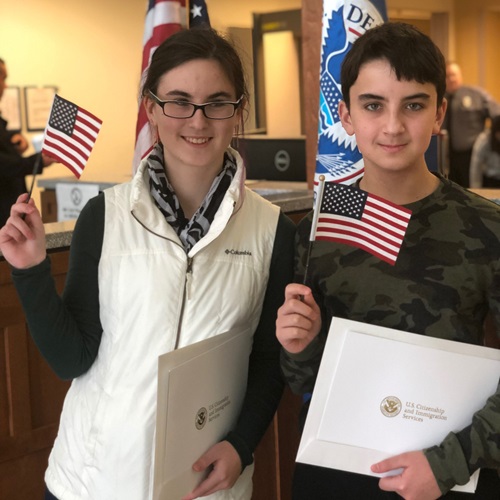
[340,22,446,109]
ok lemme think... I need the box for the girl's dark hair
[491,116,500,155]
[141,27,248,103]
[341,22,446,109]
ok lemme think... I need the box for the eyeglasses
[148,91,243,120]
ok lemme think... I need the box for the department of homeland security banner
[315,0,387,192]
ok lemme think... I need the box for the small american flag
[42,94,102,178]
[312,182,412,265]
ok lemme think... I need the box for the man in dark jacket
[442,61,500,187]
[0,58,53,226]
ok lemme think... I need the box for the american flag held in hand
[312,181,412,265]
[42,94,103,178]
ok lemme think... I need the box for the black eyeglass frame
[148,91,243,120]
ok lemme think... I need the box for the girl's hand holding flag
[0,193,46,269]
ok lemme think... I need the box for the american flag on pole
[312,181,412,265]
[315,0,387,190]
[133,0,187,171]
[41,94,102,178]
[189,0,210,27]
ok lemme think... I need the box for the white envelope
[153,328,253,500]
[296,317,500,493]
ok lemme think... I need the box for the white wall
[263,31,301,136]
[0,0,300,205]
[1,0,460,205]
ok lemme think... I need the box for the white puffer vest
[45,150,280,500]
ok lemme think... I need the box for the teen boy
[277,23,500,499]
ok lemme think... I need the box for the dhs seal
[195,407,208,430]
[380,396,402,417]
[316,0,386,186]
[71,187,83,206]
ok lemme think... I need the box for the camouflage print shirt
[281,175,500,494]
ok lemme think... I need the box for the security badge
[461,95,472,109]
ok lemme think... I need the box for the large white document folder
[153,329,252,500]
[296,317,500,493]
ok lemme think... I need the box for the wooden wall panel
[302,0,322,189]
[252,387,303,500]
[0,251,71,500]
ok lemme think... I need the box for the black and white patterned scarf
[146,143,237,252]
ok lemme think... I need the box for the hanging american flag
[315,0,387,191]
[189,0,210,27]
[312,181,411,265]
[41,94,102,179]
[133,0,187,171]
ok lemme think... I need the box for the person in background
[277,23,500,499]
[442,61,500,188]
[0,57,53,227]
[0,28,295,500]
[470,115,500,189]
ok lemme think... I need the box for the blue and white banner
[315,0,387,191]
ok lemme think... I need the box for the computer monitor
[235,135,306,181]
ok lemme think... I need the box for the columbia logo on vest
[225,249,252,256]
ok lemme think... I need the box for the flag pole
[186,0,191,27]
[25,152,42,203]
[20,152,41,220]
[303,174,326,287]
